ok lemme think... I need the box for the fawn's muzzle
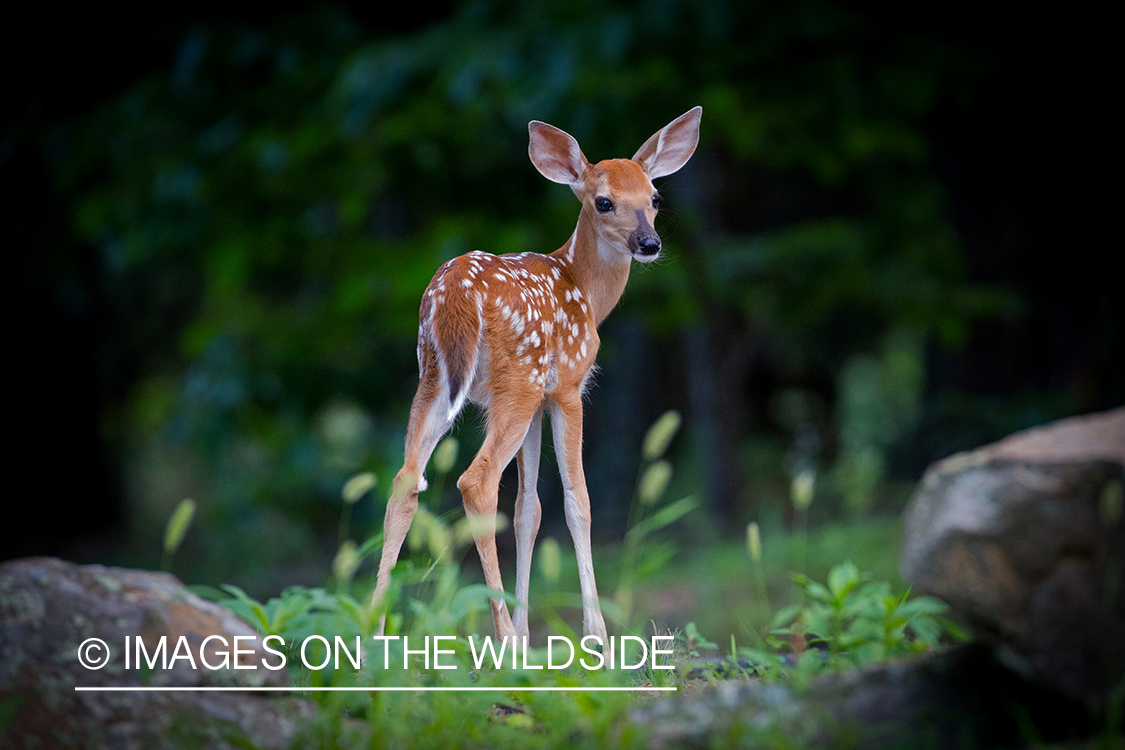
[629,210,661,258]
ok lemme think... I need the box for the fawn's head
[528,107,702,264]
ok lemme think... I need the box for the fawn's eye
[595,197,613,213]
[652,194,661,210]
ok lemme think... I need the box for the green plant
[616,410,698,623]
[161,498,196,572]
[789,469,815,580]
[204,503,652,749]
[677,621,718,660]
[196,422,963,748]
[758,561,963,672]
[339,472,376,545]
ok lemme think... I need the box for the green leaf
[791,573,833,604]
[627,496,699,541]
[268,591,314,635]
[827,561,860,599]
[186,584,228,602]
[220,585,270,633]
[684,621,718,650]
[334,594,370,634]
[634,543,676,583]
[898,596,949,618]
[769,603,803,630]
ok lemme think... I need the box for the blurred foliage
[189,494,953,748]
[47,0,1016,587]
[197,506,649,750]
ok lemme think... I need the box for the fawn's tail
[422,289,481,421]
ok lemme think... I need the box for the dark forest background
[3,0,1118,596]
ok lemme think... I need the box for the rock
[0,557,313,749]
[901,407,1125,702]
[633,645,1091,749]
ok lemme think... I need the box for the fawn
[372,107,703,643]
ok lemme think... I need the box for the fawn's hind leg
[513,408,544,640]
[457,390,543,639]
[372,345,457,633]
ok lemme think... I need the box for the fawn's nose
[635,235,661,257]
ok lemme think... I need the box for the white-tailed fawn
[371,107,703,643]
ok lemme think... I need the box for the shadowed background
[4,0,1117,602]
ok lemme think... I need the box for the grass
[190,413,955,748]
[512,514,904,651]
[620,515,905,648]
[196,510,943,749]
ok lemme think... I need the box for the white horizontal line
[75,686,676,692]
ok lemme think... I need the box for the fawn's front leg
[549,394,609,643]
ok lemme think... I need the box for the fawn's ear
[632,106,702,179]
[529,121,590,186]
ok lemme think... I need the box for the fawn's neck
[552,207,632,327]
